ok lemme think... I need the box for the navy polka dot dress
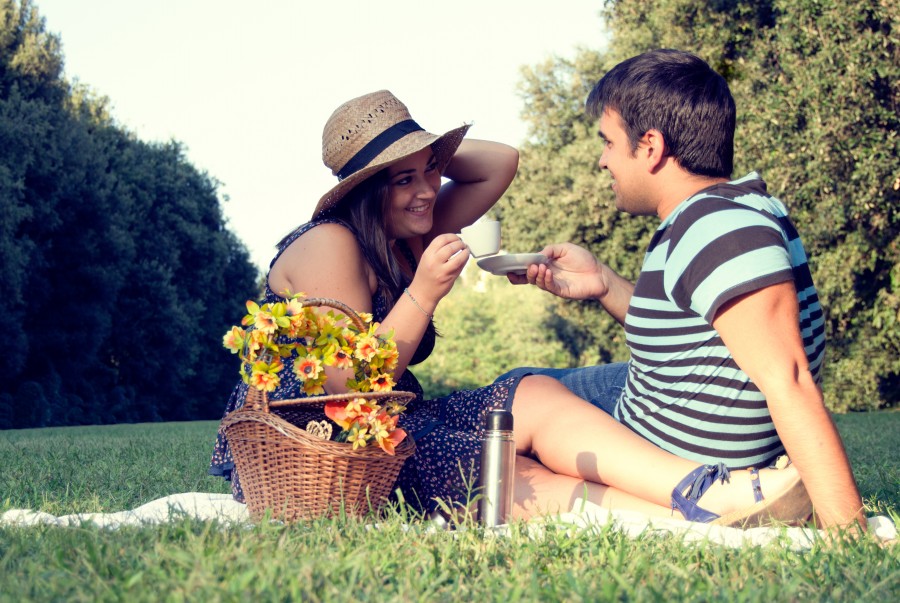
[209,219,523,513]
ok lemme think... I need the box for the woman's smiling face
[383,147,441,239]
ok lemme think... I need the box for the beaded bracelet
[403,287,432,319]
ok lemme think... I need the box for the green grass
[0,413,898,602]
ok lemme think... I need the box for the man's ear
[641,129,667,171]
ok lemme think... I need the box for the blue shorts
[494,362,627,417]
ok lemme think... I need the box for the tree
[0,0,260,427]
[495,0,898,411]
[497,50,656,367]
[414,264,573,398]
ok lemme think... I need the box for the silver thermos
[478,409,515,527]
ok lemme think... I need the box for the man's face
[597,109,655,216]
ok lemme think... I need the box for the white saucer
[476,253,548,276]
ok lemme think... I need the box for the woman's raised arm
[428,139,518,239]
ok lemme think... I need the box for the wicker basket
[219,297,416,523]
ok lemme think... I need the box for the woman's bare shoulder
[269,221,371,300]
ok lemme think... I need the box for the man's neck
[656,172,730,220]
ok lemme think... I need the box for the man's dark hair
[586,49,735,178]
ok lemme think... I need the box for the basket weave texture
[219,297,416,522]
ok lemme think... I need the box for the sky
[35,0,609,270]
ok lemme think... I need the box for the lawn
[0,412,897,602]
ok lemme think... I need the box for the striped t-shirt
[614,172,825,469]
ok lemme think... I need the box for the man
[503,49,864,530]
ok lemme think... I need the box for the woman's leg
[511,375,803,519]
[513,455,673,520]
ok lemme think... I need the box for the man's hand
[507,243,635,324]
[507,243,605,298]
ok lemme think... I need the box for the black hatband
[336,119,424,180]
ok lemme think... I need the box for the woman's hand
[406,233,469,313]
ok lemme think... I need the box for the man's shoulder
[673,174,786,225]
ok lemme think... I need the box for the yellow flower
[315,328,339,349]
[349,426,369,450]
[384,399,407,416]
[342,329,358,347]
[249,358,283,392]
[284,297,304,317]
[346,397,369,416]
[302,380,325,396]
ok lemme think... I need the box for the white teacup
[460,220,501,258]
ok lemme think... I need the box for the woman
[210,90,810,525]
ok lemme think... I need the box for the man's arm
[712,281,865,530]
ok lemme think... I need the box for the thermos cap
[486,409,513,431]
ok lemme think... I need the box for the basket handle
[243,296,370,412]
[246,386,269,412]
[300,297,367,332]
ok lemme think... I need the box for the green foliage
[0,0,260,428]
[414,265,573,398]
[0,418,897,601]
[498,49,656,366]
[492,0,899,411]
[725,0,900,412]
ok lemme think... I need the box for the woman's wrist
[403,287,434,320]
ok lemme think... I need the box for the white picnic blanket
[1,493,895,549]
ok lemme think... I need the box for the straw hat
[312,90,471,219]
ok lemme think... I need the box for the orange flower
[369,373,395,392]
[222,326,245,354]
[248,356,283,392]
[354,335,379,362]
[382,350,399,373]
[246,330,267,354]
[330,348,353,370]
[253,309,278,335]
[293,355,323,382]
[376,427,407,455]
[325,400,352,430]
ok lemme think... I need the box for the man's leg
[496,362,628,416]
